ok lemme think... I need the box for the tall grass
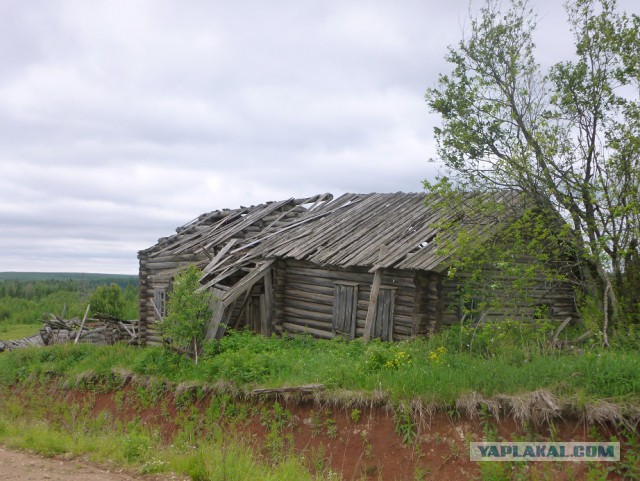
[1,329,640,404]
[0,323,42,339]
[0,387,328,481]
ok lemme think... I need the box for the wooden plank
[376,288,395,341]
[251,384,324,395]
[204,287,230,340]
[195,199,293,253]
[219,260,275,308]
[550,316,573,344]
[282,315,335,331]
[74,304,91,344]
[283,305,332,324]
[201,238,239,275]
[285,297,334,315]
[286,265,373,283]
[284,275,346,290]
[284,288,334,304]
[281,322,333,339]
[363,269,382,341]
[262,269,274,336]
[227,199,356,256]
[230,289,253,329]
[331,283,358,338]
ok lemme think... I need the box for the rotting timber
[138,192,578,346]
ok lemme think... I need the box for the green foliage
[425,0,640,327]
[394,402,418,445]
[425,182,575,327]
[122,431,153,462]
[159,264,212,363]
[350,408,361,423]
[0,384,325,481]
[612,428,640,480]
[0,323,41,339]
[89,283,126,319]
[0,277,138,333]
[3,329,640,405]
[439,320,556,358]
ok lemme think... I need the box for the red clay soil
[2,384,630,481]
[86,387,627,481]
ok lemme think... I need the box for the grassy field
[2,325,640,480]
[2,328,639,407]
[0,323,41,340]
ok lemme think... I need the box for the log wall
[137,251,205,345]
[138,252,577,346]
[413,271,442,336]
[440,265,577,326]
[274,260,417,341]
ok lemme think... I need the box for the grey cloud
[2,0,636,273]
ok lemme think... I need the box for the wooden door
[372,287,396,341]
[332,282,358,339]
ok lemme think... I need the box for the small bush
[159,265,212,364]
[89,284,126,319]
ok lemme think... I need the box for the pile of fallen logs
[0,313,140,352]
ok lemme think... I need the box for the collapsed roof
[141,190,520,288]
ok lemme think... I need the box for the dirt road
[0,446,187,481]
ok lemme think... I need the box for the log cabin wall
[439,265,577,326]
[138,252,151,346]
[136,192,581,344]
[413,271,442,336]
[274,260,416,341]
[137,251,205,346]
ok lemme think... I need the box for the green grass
[1,326,640,480]
[0,323,41,340]
[0,387,329,481]
[1,330,640,405]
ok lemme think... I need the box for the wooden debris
[251,384,324,395]
[0,315,141,352]
[549,316,573,345]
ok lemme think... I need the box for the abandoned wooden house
[137,192,577,345]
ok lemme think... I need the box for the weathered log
[251,384,324,395]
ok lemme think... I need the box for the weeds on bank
[0,385,332,480]
[2,326,640,406]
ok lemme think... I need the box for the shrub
[89,284,126,319]
[159,265,212,364]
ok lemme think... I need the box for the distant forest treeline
[0,273,139,325]
[0,272,137,285]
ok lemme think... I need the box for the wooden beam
[204,261,275,340]
[221,260,275,308]
[363,269,382,341]
[201,238,238,275]
[262,268,274,336]
[74,304,91,344]
[550,316,573,344]
[251,384,324,395]
[363,246,388,342]
[230,289,253,329]
[204,287,228,340]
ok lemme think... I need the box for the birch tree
[426,0,640,329]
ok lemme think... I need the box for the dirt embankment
[90,386,626,480]
[3,382,633,480]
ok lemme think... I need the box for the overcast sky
[1,0,637,274]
